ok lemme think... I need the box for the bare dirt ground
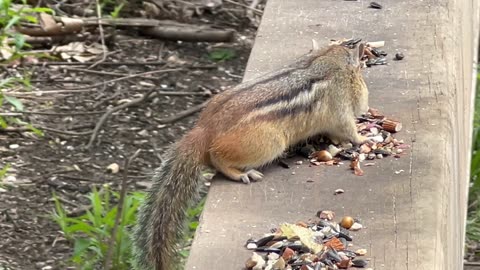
[0,2,262,269]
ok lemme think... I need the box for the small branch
[62,67,183,91]
[57,174,98,182]
[157,100,208,124]
[7,89,210,96]
[5,61,167,67]
[1,126,93,136]
[224,0,263,14]
[30,79,94,84]
[86,90,156,148]
[63,67,131,77]
[88,0,107,69]
[41,126,93,136]
[103,149,141,270]
[141,23,235,42]
[62,67,178,82]
[67,205,93,218]
[249,0,262,9]
[0,110,105,116]
[150,139,164,163]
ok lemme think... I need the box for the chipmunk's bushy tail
[132,130,205,270]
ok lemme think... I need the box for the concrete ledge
[186,0,479,269]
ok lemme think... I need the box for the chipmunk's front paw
[352,135,370,146]
[240,170,264,184]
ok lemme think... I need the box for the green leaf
[73,238,91,257]
[110,3,124,19]
[90,188,103,227]
[25,124,43,136]
[0,163,10,180]
[21,15,37,23]
[30,7,54,14]
[189,221,199,230]
[5,15,20,30]
[208,48,236,62]
[0,116,7,129]
[13,33,25,51]
[4,95,23,111]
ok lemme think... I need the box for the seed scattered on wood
[369,1,383,9]
[243,211,368,269]
[349,222,363,231]
[355,249,368,256]
[395,52,405,60]
[382,119,402,132]
[340,216,355,229]
[313,150,333,161]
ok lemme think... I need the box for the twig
[157,100,208,124]
[57,174,98,182]
[88,0,107,69]
[64,67,129,77]
[1,126,93,136]
[54,195,79,208]
[150,139,164,163]
[61,67,183,90]
[0,110,105,116]
[6,68,185,96]
[6,88,210,96]
[104,149,141,270]
[41,127,93,136]
[63,67,175,81]
[30,79,94,84]
[86,90,156,148]
[249,0,262,9]
[67,205,93,218]
[5,61,167,67]
[224,0,263,14]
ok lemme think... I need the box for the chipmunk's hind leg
[209,125,286,184]
[209,157,264,184]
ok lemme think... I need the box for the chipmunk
[132,40,369,270]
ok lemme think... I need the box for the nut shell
[340,216,355,229]
[314,150,333,162]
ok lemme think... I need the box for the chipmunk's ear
[350,43,365,68]
[311,39,319,51]
[357,43,365,60]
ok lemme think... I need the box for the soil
[0,1,263,269]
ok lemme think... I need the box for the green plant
[0,77,25,128]
[177,197,206,260]
[0,1,52,131]
[467,70,480,243]
[0,163,10,185]
[0,77,43,135]
[0,0,53,57]
[99,0,125,18]
[208,48,236,62]
[53,185,206,269]
[52,186,144,270]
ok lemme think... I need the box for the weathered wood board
[186,0,479,269]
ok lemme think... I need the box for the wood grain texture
[185,0,479,269]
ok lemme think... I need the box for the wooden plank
[185,0,479,269]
